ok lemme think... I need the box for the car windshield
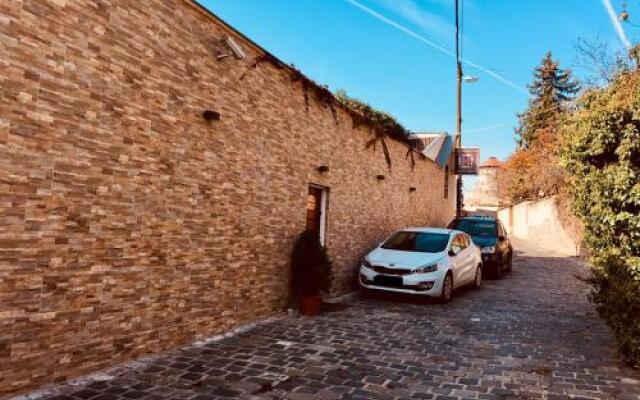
[450,219,497,237]
[381,231,450,253]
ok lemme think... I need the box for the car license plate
[374,275,402,287]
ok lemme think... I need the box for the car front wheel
[440,273,453,303]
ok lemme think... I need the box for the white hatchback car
[359,227,483,302]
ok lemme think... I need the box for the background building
[464,157,504,216]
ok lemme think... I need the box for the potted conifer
[290,230,332,316]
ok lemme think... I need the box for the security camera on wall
[218,36,246,60]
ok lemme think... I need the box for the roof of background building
[407,133,453,168]
[480,157,503,168]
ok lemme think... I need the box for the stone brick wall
[0,0,455,396]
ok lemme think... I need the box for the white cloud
[343,0,529,95]
[373,0,453,41]
[465,123,506,134]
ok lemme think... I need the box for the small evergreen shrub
[290,231,332,298]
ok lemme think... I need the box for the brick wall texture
[0,0,455,396]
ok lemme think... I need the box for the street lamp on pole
[462,75,479,83]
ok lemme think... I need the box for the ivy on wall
[561,67,640,366]
[239,53,418,171]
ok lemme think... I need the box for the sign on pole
[454,148,480,175]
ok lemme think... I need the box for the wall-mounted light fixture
[203,110,221,121]
[409,187,417,192]
[376,175,385,181]
[317,165,329,173]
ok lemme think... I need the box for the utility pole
[455,0,462,149]
[455,0,463,217]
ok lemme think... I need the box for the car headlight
[481,246,496,254]
[414,263,438,274]
[361,257,373,270]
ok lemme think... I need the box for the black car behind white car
[448,215,513,278]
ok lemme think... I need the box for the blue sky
[203,0,637,185]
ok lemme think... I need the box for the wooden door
[306,186,323,238]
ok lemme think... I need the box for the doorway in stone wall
[306,185,328,245]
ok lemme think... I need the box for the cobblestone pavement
[17,249,640,400]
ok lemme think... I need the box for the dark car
[447,215,513,278]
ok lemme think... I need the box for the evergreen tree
[516,52,580,147]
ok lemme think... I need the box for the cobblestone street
[19,246,640,400]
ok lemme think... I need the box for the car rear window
[450,219,497,237]
[381,231,450,253]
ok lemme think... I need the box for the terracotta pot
[299,295,322,316]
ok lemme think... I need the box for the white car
[359,227,483,302]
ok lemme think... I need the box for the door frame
[309,184,329,246]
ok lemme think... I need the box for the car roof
[402,227,457,235]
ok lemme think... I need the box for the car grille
[372,265,412,275]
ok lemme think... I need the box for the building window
[444,166,449,199]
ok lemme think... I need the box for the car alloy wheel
[473,265,482,289]
[441,274,453,303]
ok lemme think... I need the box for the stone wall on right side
[498,197,582,257]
